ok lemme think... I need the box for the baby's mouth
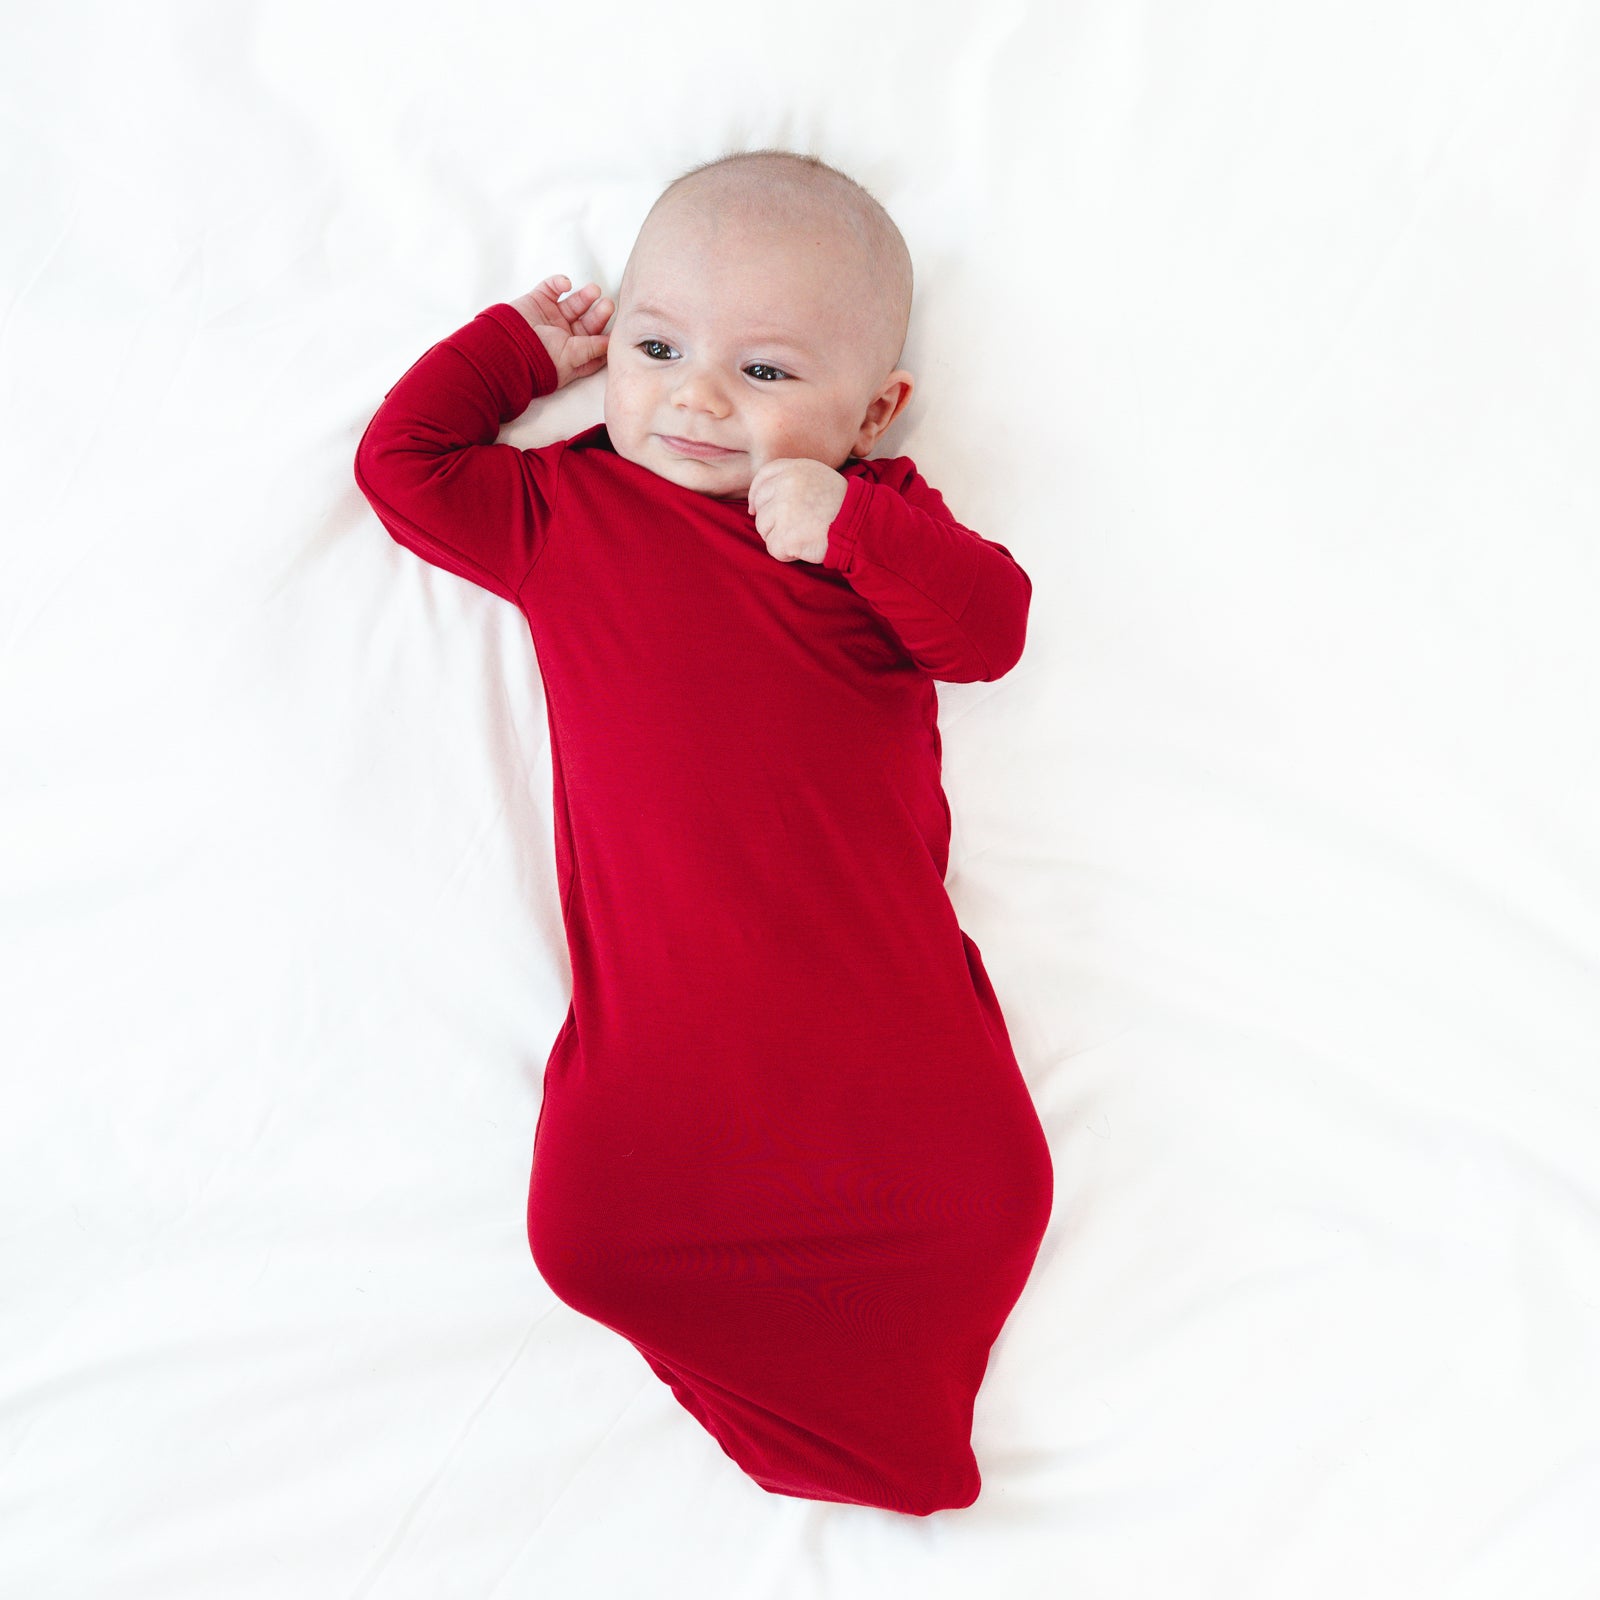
[659,434,741,461]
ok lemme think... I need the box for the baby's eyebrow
[626,302,815,357]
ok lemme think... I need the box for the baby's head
[603,150,915,503]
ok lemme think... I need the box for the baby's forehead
[623,289,891,371]
[628,238,884,323]
[640,220,846,278]
[621,194,904,362]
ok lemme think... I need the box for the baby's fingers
[558,281,605,325]
[559,282,607,324]
[566,331,610,376]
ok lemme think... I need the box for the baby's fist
[746,459,848,564]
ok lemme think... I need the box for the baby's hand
[507,275,613,387]
[746,459,848,564]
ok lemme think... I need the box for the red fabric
[353,303,1053,1514]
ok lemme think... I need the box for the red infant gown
[353,303,1054,1515]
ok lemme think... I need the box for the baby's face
[604,207,908,503]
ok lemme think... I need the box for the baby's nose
[671,365,731,416]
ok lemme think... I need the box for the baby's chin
[611,434,755,501]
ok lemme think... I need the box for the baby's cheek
[604,367,642,421]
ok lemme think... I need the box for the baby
[354,148,1052,1517]
[510,150,915,552]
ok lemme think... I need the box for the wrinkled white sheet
[4,1,1599,1595]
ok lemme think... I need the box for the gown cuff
[479,303,561,399]
[822,474,873,573]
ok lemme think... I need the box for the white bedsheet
[5,1,1598,1595]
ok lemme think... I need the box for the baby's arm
[820,464,1032,683]
[352,278,612,602]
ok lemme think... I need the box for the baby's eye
[745,364,789,382]
[637,339,677,360]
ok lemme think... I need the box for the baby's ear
[854,371,914,455]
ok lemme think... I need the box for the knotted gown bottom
[526,794,1054,1516]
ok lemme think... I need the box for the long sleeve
[821,461,1032,683]
[353,302,564,604]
